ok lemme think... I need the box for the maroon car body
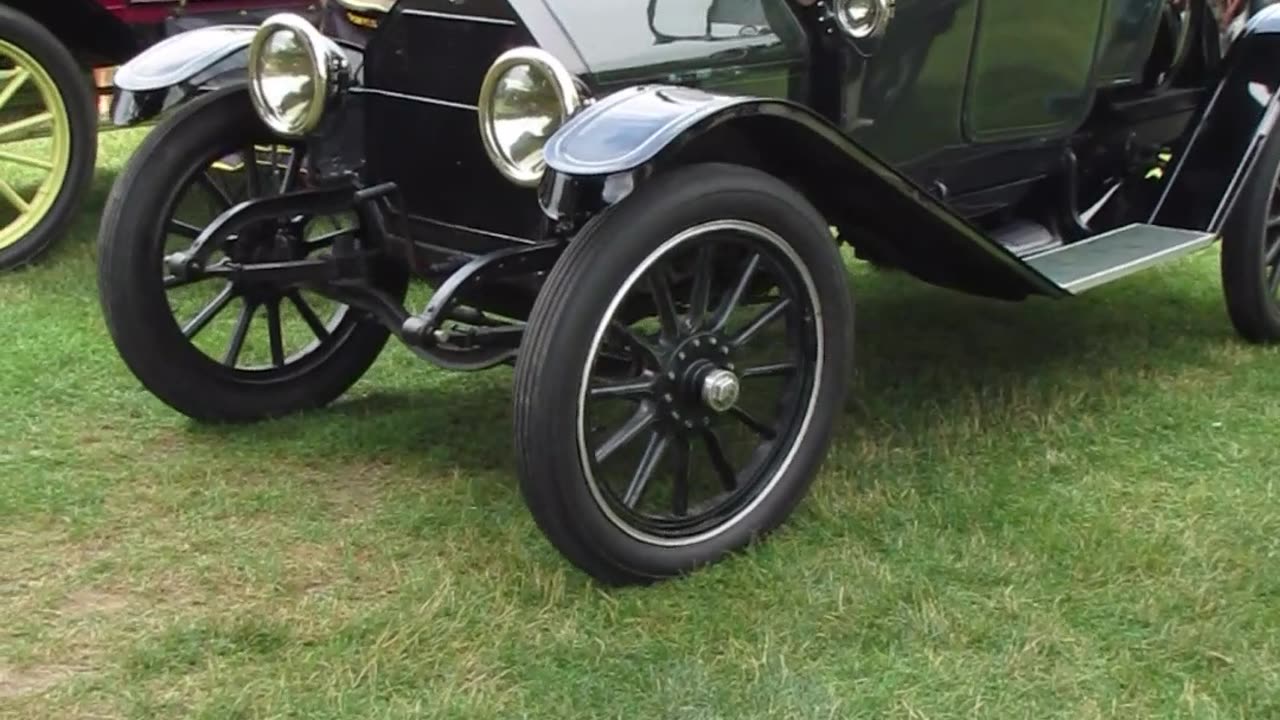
[17,0,316,70]
[0,0,317,270]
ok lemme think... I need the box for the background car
[0,0,316,272]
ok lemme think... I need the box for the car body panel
[541,84,1065,300]
[104,0,1277,297]
[963,0,1109,141]
[357,1,546,242]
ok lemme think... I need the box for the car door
[962,0,1110,142]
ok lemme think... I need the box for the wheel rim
[0,38,73,250]
[576,220,824,547]
[159,142,361,379]
[1266,182,1280,302]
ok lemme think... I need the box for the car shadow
[188,259,1237,490]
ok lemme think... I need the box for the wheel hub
[655,333,739,432]
[232,224,304,301]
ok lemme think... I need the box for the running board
[1025,223,1217,294]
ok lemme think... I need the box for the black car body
[95,0,1280,583]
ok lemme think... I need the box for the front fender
[544,86,746,176]
[111,25,258,126]
[110,22,365,127]
[542,85,1064,301]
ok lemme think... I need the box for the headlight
[478,48,583,187]
[247,14,349,138]
[833,0,895,40]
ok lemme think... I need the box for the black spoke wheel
[514,164,853,585]
[97,88,407,422]
[582,221,817,541]
[1223,119,1280,343]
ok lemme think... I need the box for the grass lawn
[2,129,1280,719]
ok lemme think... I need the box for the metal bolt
[662,393,674,404]
[667,371,677,381]
[693,339,701,348]
[726,363,735,371]
[678,352,687,361]
[672,410,682,421]
[684,420,695,430]
[709,337,718,346]
[720,346,730,356]
[701,369,741,413]
[702,417,711,427]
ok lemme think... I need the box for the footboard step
[1026,223,1217,294]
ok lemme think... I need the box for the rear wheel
[1223,127,1280,343]
[0,5,96,270]
[97,89,406,422]
[514,164,853,584]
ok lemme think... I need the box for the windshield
[537,0,807,88]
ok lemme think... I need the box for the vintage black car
[96,0,1280,584]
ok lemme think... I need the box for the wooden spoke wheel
[0,5,96,271]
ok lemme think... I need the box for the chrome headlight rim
[832,0,895,41]
[247,13,346,138]
[478,47,583,188]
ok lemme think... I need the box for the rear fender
[1152,5,1280,231]
[541,86,1064,300]
[110,25,258,126]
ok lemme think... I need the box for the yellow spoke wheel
[0,5,96,270]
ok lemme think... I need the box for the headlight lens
[479,48,583,187]
[248,14,348,138]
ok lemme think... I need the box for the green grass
[3,129,1280,719]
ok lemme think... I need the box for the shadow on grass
[174,254,1239,491]
[70,123,1239,492]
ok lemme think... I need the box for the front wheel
[514,164,854,584]
[97,88,406,423]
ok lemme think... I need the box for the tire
[513,163,854,585]
[97,88,406,422]
[0,5,96,271]
[1222,124,1280,343]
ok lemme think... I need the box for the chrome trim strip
[399,9,518,26]
[351,87,478,112]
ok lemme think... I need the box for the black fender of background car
[110,25,259,126]
[540,85,1066,301]
[8,0,139,66]
[109,19,366,127]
